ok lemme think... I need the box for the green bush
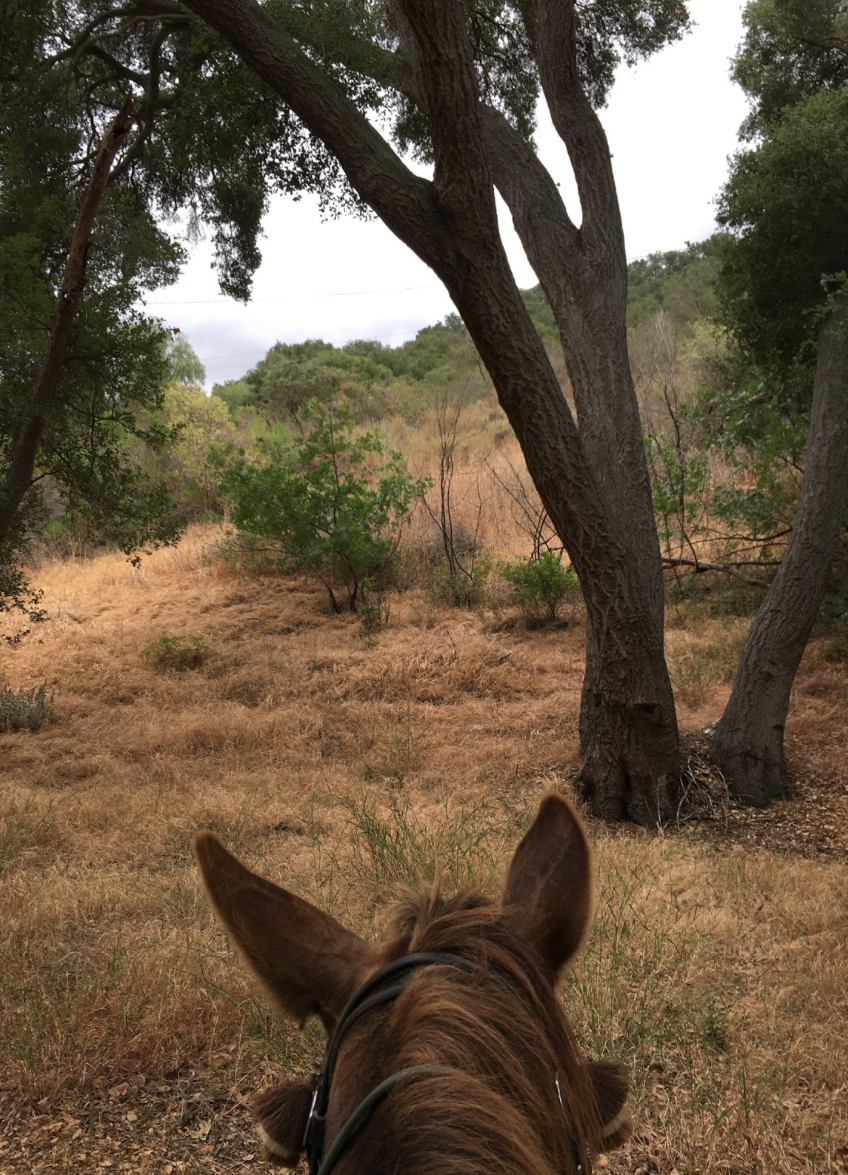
[217,396,430,612]
[141,632,209,671]
[0,681,53,733]
[428,551,493,610]
[500,551,579,620]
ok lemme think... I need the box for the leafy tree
[626,237,726,335]
[165,335,207,387]
[178,0,691,822]
[218,398,428,612]
[733,0,848,137]
[147,384,239,519]
[2,0,386,624]
[212,379,255,415]
[0,65,183,622]
[710,84,848,804]
[213,320,486,427]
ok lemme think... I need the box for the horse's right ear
[194,832,381,1032]
[501,793,594,975]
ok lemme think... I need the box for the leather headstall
[303,951,476,1175]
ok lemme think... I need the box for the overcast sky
[142,0,750,390]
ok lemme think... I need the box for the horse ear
[251,1081,314,1167]
[587,1060,631,1150]
[194,831,380,1031]
[502,793,594,974]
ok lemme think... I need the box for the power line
[144,282,442,307]
[143,252,665,309]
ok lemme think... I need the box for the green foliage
[0,559,47,639]
[0,6,189,614]
[141,633,209,672]
[213,318,485,426]
[644,374,806,566]
[644,419,712,558]
[694,378,807,540]
[164,335,207,387]
[500,551,579,620]
[0,682,54,734]
[141,384,240,521]
[627,237,727,335]
[717,87,848,369]
[218,397,430,612]
[732,0,848,137]
[428,552,493,610]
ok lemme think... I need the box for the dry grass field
[1,523,847,1174]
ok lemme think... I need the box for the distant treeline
[210,234,728,426]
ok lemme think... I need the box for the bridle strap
[315,1064,449,1175]
[313,952,476,1122]
[304,948,588,1175]
[305,951,476,1174]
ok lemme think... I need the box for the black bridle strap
[304,951,476,1172]
[315,1064,449,1175]
[314,952,476,1121]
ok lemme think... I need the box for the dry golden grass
[1,525,847,1174]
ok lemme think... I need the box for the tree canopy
[717,84,848,369]
[733,0,848,137]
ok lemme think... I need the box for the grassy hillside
[1,528,846,1174]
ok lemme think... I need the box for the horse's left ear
[501,793,594,974]
[251,1081,314,1167]
[194,831,382,1032]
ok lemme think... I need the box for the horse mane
[339,886,603,1175]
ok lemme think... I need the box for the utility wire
[144,283,442,307]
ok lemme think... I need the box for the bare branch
[662,557,773,589]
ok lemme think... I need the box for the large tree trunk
[712,297,848,804]
[478,2,679,819]
[181,0,680,822]
[0,100,133,550]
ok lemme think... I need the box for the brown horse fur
[195,793,631,1174]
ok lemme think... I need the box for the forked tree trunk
[712,297,848,804]
[181,0,680,822]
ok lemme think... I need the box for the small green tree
[501,551,579,621]
[219,398,429,612]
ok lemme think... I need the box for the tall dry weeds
[1,512,846,1174]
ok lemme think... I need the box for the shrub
[428,550,493,609]
[217,396,430,612]
[141,632,209,671]
[500,551,579,620]
[0,681,54,733]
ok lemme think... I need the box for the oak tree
[175,0,690,822]
[9,0,691,821]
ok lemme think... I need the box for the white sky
[142,0,750,390]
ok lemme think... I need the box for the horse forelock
[330,885,601,1175]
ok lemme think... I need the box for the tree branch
[662,557,772,589]
[180,0,451,271]
[531,0,626,258]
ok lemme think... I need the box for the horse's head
[195,793,630,1174]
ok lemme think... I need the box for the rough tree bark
[712,296,848,804]
[181,0,680,822]
[0,98,134,550]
